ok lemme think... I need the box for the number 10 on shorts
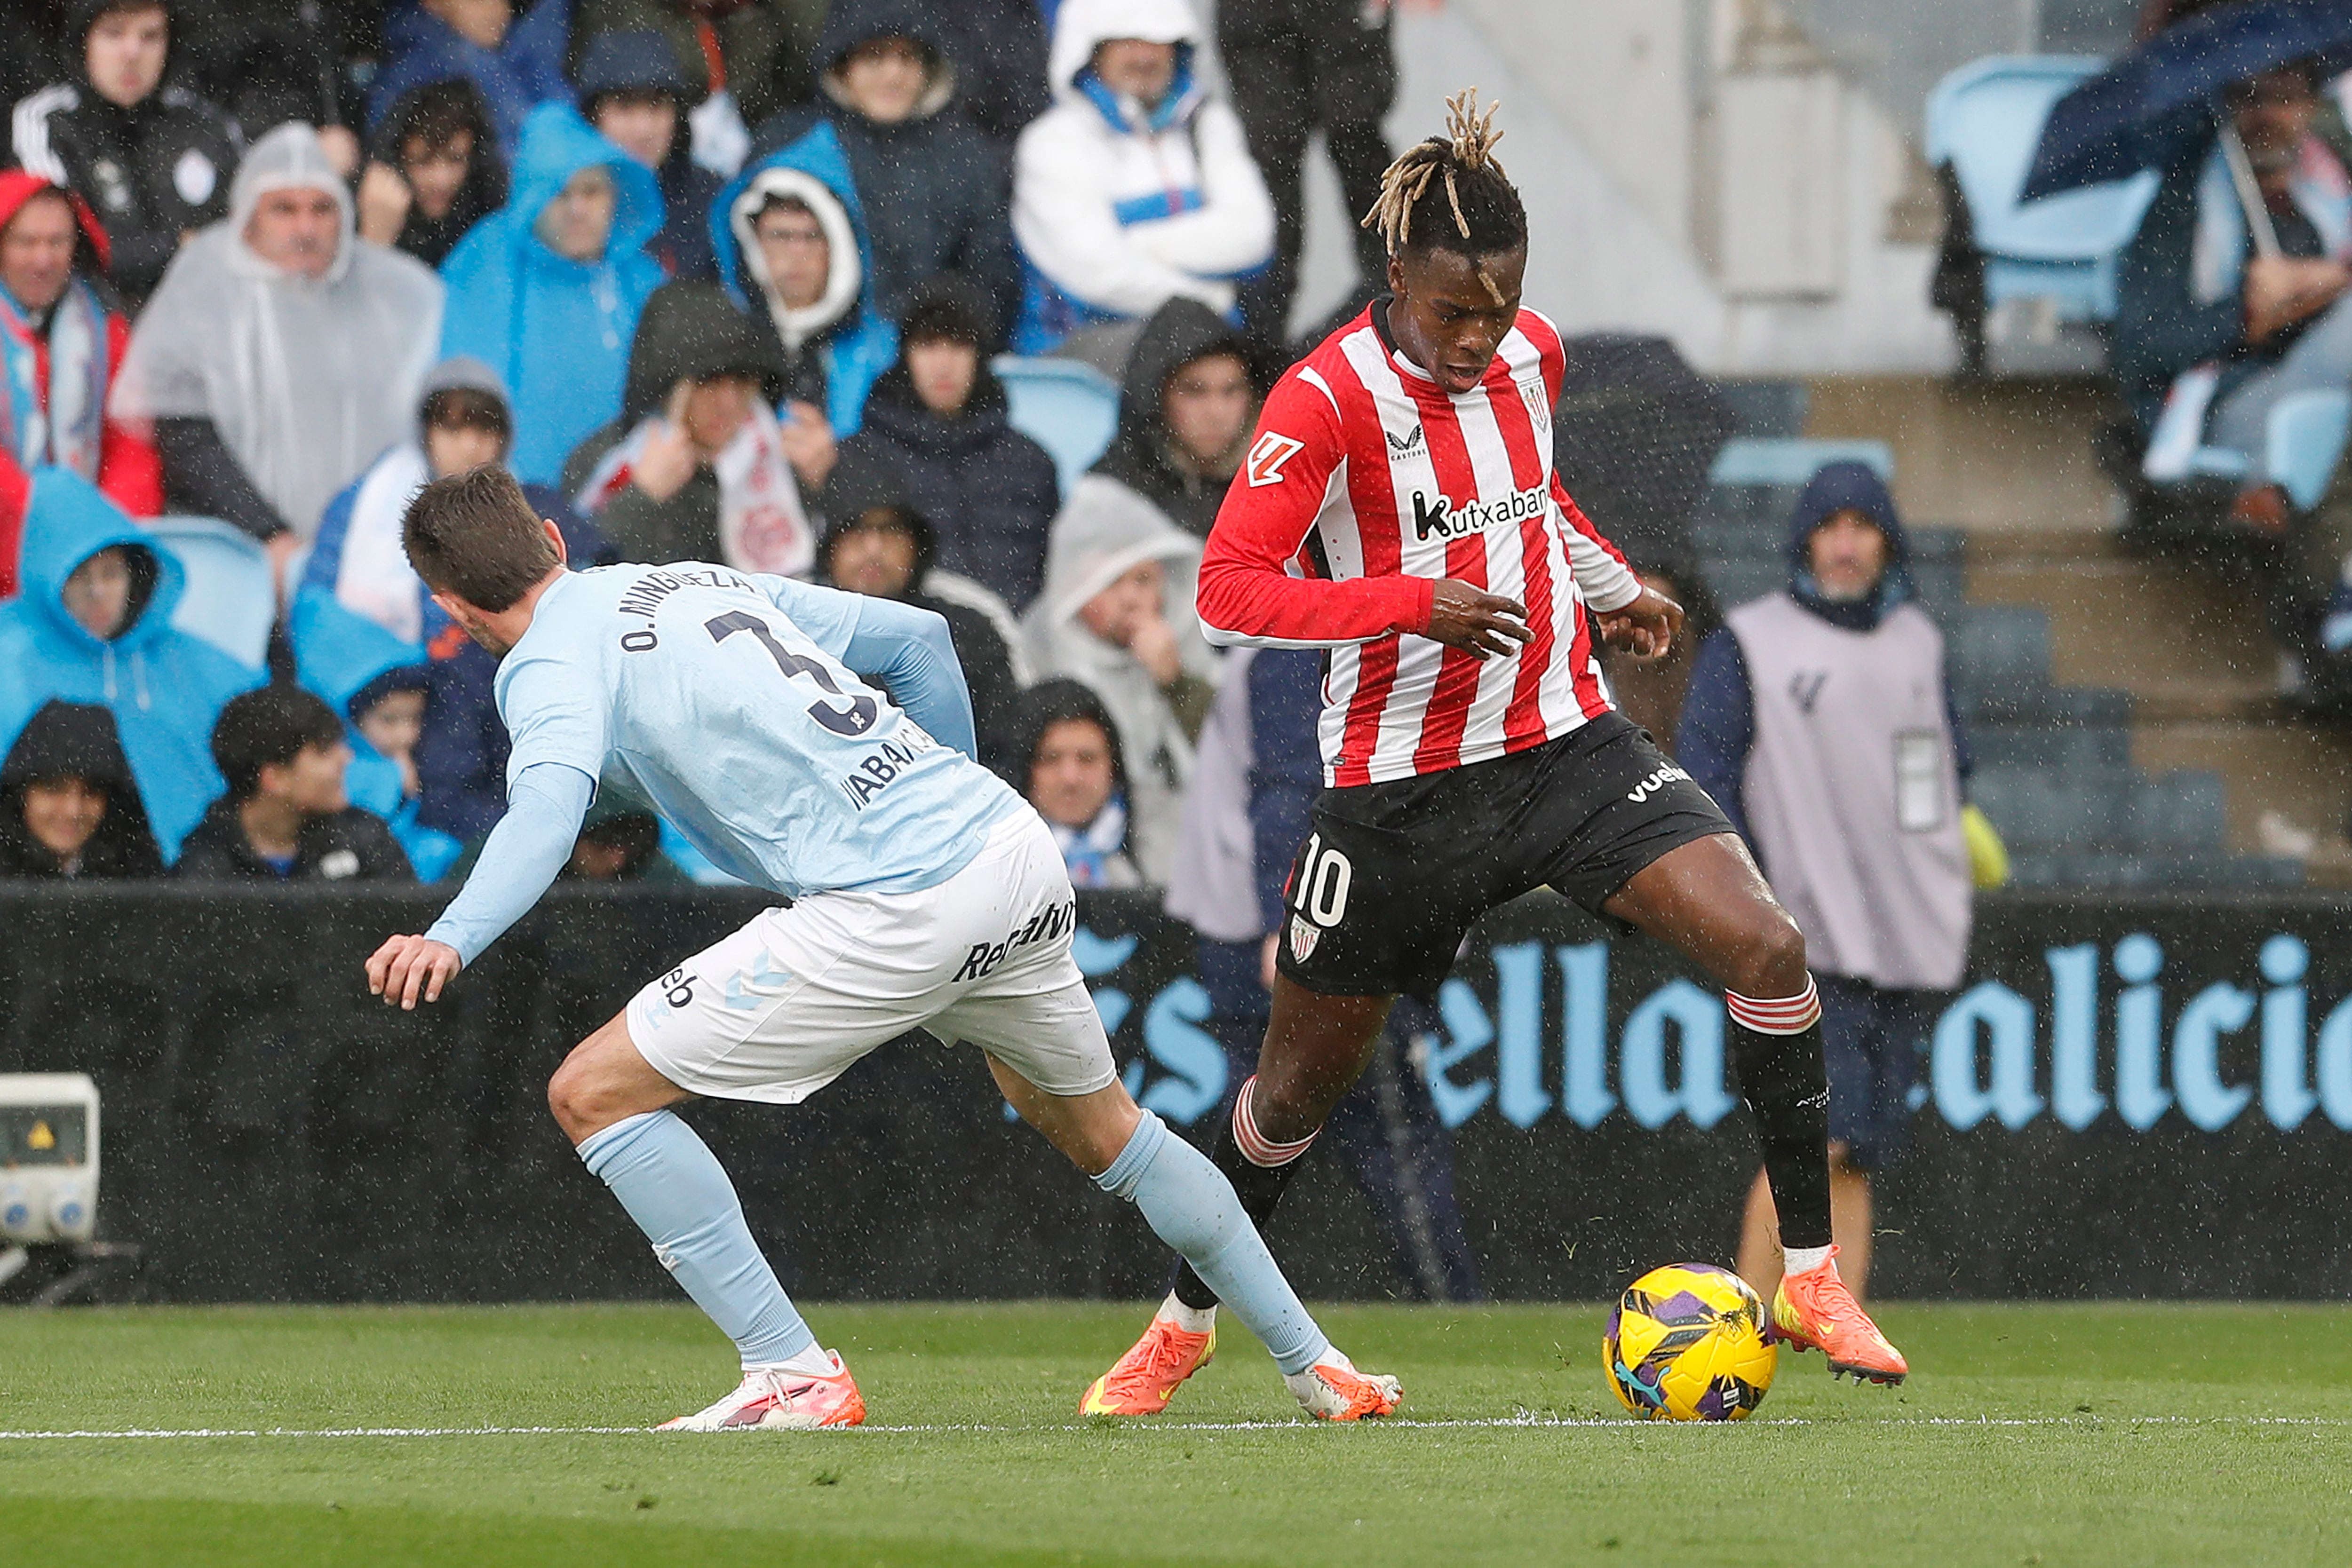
[1293,833,1352,929]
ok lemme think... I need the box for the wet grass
[2,1301,2348,1565]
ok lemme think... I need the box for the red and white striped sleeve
[1551,473,1643,614]
[1195,370,1433,649]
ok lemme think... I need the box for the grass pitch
[2,1301,2348,1565]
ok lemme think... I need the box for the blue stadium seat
[1708,439,1894,488]
[146,515,274,670]
[2266,388,2352,512]
[993,356,1121,499]
[1926,56,2159,373]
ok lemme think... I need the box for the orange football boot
[1079,1314,1217,1416]
[1772,1247,1908,1385]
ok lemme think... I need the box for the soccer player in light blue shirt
[365,467,1400,1429]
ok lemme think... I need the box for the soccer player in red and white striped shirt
[1080,93,1906,1418]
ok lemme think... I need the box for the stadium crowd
[0,0,1499,1301]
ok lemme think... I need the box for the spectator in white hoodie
[1010,0,1274,357]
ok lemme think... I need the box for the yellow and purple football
[1603,1262,1777,1421]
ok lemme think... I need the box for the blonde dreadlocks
[1361,91,1525,302]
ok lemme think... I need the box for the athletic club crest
[1520,378,1552,432]
[1289,915,1320,962]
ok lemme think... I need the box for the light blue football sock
[577,1110,816,1370]
[1095,1111,1331,1376]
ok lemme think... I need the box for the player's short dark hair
[1365,89,1526,269]
[212,685,342,801]
[402,465,560,612]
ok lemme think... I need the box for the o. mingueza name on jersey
[614,566,758,644]
[1410,482,1548,543]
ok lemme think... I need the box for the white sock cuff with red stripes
[1724,979,1822,1036]
[1232,1077,1319,1169]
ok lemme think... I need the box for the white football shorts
[623,808,1117,1105]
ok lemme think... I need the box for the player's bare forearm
[366,934,463,1010]
[1593,586,1684,660]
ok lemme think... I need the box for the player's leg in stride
[548,1014,867,1431]
[1602,834,1906,1386]
[987,1062,1398,1423]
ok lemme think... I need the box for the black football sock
[1169,1082,1316,1312]
[1726,989,1834,1253]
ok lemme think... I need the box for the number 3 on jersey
[1292,832,1351,927]
[705,611,879,737]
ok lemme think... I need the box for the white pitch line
[0,1414,2346,1441]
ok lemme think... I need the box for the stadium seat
[1926,56,2160,376]
[993,356,1121,498]
[1707,438,1894,488]
[2265,388,2352,513]
[145,515,275,670]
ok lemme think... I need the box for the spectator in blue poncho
[439,101,666,486]
[370,0,575,162]
[713,121,899,448]
[0,468,262,860]
[287,599,463,881]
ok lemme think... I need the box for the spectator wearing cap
[819,446,1024,766]
[571,0,828,178]
[834,276,1060,610]
[565,280,818,574]
[0,469,263,860]
[576,28,723,282]
[997,678,1145,889]
[1087,296,1257,539]
[0,173,162,597]
[713,120,900,450]
[112,124,445,586]
[751,0,1022,335]
[439,102,666,487]
[0,698,163,878]
[12,0,241,309]
[1011,0,1274,356]
[175,684,413,882]
[358,79,510,269]
[368,0,573,163]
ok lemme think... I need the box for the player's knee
[1725,909,1809,999]
[546,1053,610,1142]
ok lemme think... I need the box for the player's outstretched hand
[367,935,463,1010]
[1425,579,1533,659]
[1594,585,1684,661]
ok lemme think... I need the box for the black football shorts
[1273,713,1734,1000]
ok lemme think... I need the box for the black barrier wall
[4,885,2352,1301]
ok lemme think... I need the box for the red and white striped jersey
[1196,301,1642,788]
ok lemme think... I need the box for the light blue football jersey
[495,562,1024,899]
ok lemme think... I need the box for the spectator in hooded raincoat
[750,0,1021,335]
[439,101,665,486]
[834,274,1059,610]
[0,697,163,878]
[1011,0,1274,356]
[1086,295,1257,539]
[711,119,898,456]
[0,468,263,860]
